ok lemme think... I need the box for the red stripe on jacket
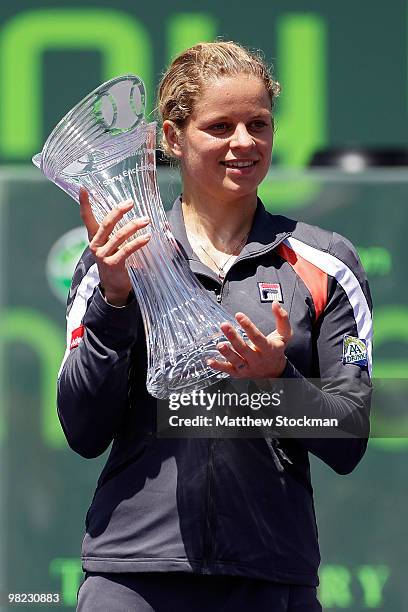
[277,243,328,322]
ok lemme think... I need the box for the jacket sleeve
[281,232,373,475]
[57,247,142,458]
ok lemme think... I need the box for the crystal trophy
[33,74,248,399]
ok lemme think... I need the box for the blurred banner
[0,167,406,610]
[0,0,406,171]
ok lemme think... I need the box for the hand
[207,301,292,379]
[79,188,151,306]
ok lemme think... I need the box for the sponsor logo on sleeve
[258,282,283,303]
[70,325,85,350]
[342,334,368,366]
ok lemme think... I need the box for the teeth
[224,161,255,168]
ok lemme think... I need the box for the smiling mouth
[221,160,259,168]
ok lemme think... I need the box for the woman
[58,42,372,611]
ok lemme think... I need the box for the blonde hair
[157,41,281,157]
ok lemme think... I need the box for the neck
[181,189,257,252]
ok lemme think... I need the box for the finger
[91,200,135,248]
[272,302,292,342]
[219,322,250,355]
[79,188,99,241]
[234,312,269,351]
[104,232,151,265]
[95,218,150,258]
[216,342,247,369]
[207,358,238,377]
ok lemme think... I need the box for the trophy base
[146,338,235,399]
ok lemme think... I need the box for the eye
[208,122,230,133]
[249,120,268,131]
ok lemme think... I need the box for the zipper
[199,233,292,573]
[196,231,292,305]
[214,282,224,303]
[215,232,292,301]
[201,439,216,574]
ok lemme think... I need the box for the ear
[162,120,183,159]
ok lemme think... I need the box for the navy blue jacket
[57,199,372,586]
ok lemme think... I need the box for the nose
[230,123,255,150]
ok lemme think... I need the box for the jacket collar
[167,196,296,277]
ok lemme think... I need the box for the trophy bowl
[33,74,248,399]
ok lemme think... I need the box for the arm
[209,234,373,474]
[57,190,151,458]
[283,234,373,474]
[57,249,142,458]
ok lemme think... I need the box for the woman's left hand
[208,301,292,379]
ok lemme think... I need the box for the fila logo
[258,282,283,303]
[70,325,85,350]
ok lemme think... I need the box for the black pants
[77,572,322,611]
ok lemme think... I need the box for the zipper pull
[216,292,222,303]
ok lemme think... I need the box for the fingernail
[139,216,150,223]
[142,232,151,240]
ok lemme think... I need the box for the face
[166,75,273,204]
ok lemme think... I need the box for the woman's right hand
[79,188,151,306]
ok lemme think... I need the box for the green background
[0,0,407,610]
[0,168,407,610]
